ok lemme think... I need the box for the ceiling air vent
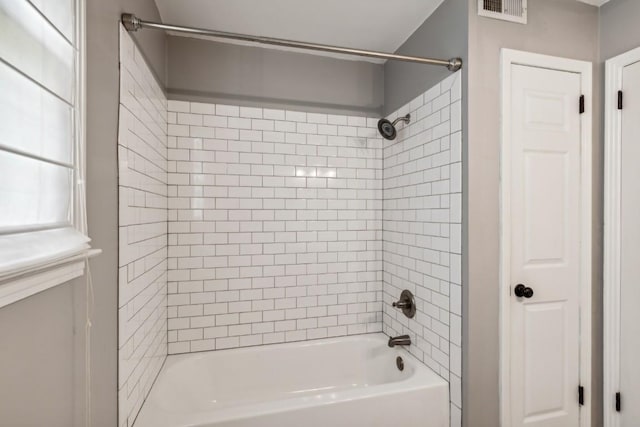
[478,0,527,24]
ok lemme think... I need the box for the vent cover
[479,0,527,24]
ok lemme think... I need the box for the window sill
[0,249,101,308]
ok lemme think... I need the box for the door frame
[603,46,640,427]
[499,49,593,427]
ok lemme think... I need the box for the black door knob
[514,284,534,298]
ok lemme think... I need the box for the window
[0,0,88,282]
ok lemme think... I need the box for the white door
[619,59,640,426]
[507,64,583,427]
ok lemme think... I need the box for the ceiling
[154,0,446,56]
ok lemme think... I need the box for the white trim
[0,249,100,308]
[603,45,640,427]
[75,0,88,236]
[0,262,84,308]
[575,0,610,6]
[499,48,593,427]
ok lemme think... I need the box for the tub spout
[388,335,411,348]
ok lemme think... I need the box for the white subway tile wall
[166,102,384,354]
[382,71,462,426]
[115,37,463,425]
[117,27,168,427]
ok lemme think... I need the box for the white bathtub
[134,333,449,427]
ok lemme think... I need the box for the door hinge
[579,95,585,114]
[616,392,621,412]
[578,385,584,405]
[618,91,623,110]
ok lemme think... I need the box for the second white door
[619,58,640,426]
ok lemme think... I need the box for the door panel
[523,302,566,418]
[523,152,567,264]
[620,59,640,426]
[509,64,582,427]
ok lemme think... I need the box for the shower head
[377,114,410,140]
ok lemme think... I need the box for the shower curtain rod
[121,13,463,71]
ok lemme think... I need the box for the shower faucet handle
[392,290,416,319]
[392,300,410,309]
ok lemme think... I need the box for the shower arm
[121,13,463,72]
[391,114,411,126]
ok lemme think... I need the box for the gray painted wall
[600,0,640,61]
[0,282,86,426]
[383,0,468,116]
[465,1,601,426]
[166,36,384,115]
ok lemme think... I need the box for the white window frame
[0,0,95,308]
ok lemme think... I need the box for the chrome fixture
[388,335,412,348]
[392,289,416,318]
[377,114,410,140]
[121,13,463,72]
